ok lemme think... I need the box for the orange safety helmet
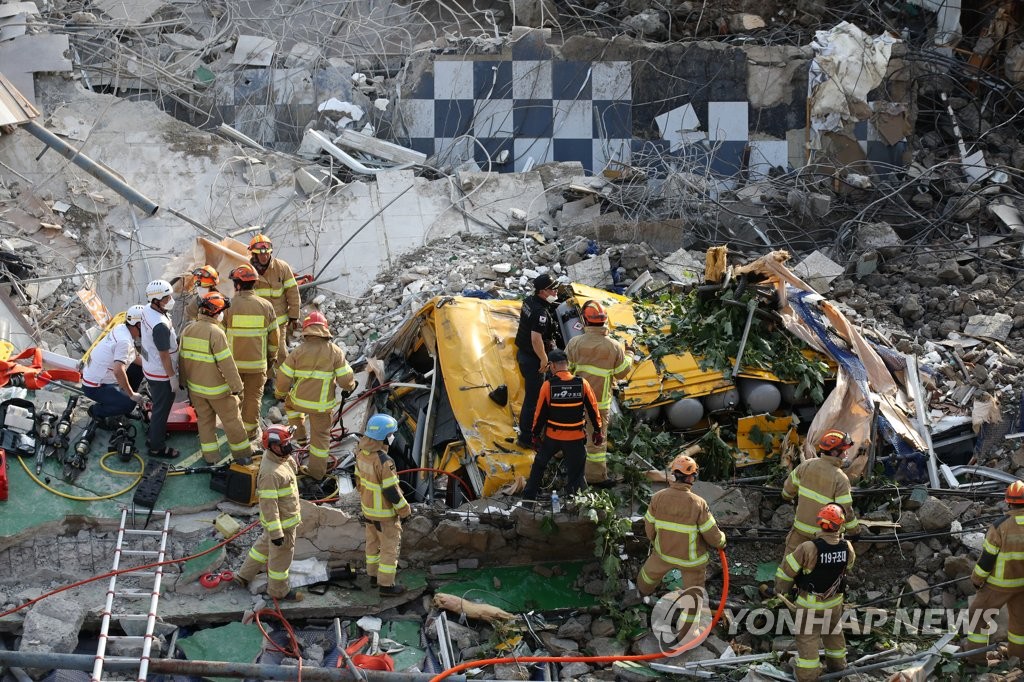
[817,429,853,457]
[229,263,259,283]
[671,454,699,478]
[1007,480,1024,506]
[248,233,273,253]
[581,300,608,326]
[197,291,230,317]
[817,503,846,531]
[192,265,219,288]
[263,424,293,452]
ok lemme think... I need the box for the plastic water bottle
[550,491,561,514]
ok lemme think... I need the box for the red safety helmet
[262,424,293,452]
[248,233,273,253]
[302,311,330,337]
[671,454,698,478]
[197,291,230,317]
[817,503,846,531]
[1007,480,1024,506]
[817,429,853,457]
[581,300,608,326]
[192,265,219,288]
[229,263,258,283]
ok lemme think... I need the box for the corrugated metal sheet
[0,69,38,126]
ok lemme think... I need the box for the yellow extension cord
[18,451,147,501]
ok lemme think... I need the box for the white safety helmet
[125,304,146,326]
[145,279,173,303]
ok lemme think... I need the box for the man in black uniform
[515,273,559,448]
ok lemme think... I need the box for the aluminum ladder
[91,507,172,682]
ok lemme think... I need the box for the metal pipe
[0,650,471,681]
[22,121,159,216]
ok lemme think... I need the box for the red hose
[428,547,730,682]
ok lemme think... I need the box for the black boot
[379,582,406,596]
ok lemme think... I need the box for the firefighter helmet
[817,503,846,531]
[191,265,219,288]
[817,429,853,456]
[671,454,699,478]
[1007,480,1024,506]
[229,263,258,283]
[197,291,230,317]
[146,279,173,303]
[366,414,399,440]
[248,233,273,253]
[302,311,330,337]
[263,424,293,451]
[581,300,608,326]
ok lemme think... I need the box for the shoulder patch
[538,315,547,324]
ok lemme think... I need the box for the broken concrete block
[565,252,612,288]
[730,13,766,30]
[457,558,479,570]
[854,221,902,256]
[430,563,458,576]
[559,662,592,679]
[905,575,930,605]
[964,312,1013,341]
[494,663,530,680]
[657,248,703,283]
[792,249,845,294]
[18,594,87,673]
[918,497,955,531]
[708,487,752,526]
[558,196,600,228]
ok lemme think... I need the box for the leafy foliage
[696,426,737,481]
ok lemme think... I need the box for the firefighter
[355,413,412,596]
[234,425,303,601]
[274,311,356,480]
[521,349,602,500]
[248,233,300,376]
[179,292,253,464]
[639,453,725,597]
[514,273,559,449]
[182,265,220,326]
[781,429,860,558]
[224,264,279,442]
[565,299,632,485]
[82,304,146,421]
[140,279,180,459]
[963,479,1024,663]
[774,503,854,682]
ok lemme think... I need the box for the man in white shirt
[141,279,180,459]
[82,305,146,420]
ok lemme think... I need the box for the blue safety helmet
[365,414,399,440]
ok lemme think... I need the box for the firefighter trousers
[286,406,333,480]
[276,323,290,365]
[793,603,846,681]
[963,585,1024,661]
[584,407,610,483]
[365,517,402,587]
[236,526,297,599]
[637,554,706,596]
[192,393,253,464]
[239,371,266,439]
[784,528,814,558]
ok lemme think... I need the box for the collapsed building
[2,0,1024,680]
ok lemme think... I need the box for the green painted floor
[436,561,598,611]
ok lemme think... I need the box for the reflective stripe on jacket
[782,457,859,536]
[224,290,280,373]
[356,439,410,520]
[276,337,356,413]
[179,318,243,398]
[253,257,300,326]
[565,327,631,410]
[257,451,300,537]
[973,510,1024,590]
[644,481,726,569]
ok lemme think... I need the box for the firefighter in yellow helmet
[248,233,301,376]
[639,452,725,597]
[781,429,860,558]
[178,292,253,464]
[962,479,1024,664]
[565,299,632,486]
[274,312,356,480]
[182,265,220,326]
[774,503,855,681]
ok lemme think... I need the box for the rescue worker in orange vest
[639,453,726,597]
[782,429,860,558]
[224,264,279,442]
[565,300,632,486]
[963,479,1024,663]
[275,312,356,480]
[248,233,300,376]
[356,414,412,596]
[179,292,253,464]
[182,265,220,326]
[234,425,303,601]
[774,503,854,682]
[521,349,602,500]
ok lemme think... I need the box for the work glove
[169,376,181,395]
[271,537,284,547]
[288,318,299,334]
[130,392,146,404]
[341,379,359,400]
[592,431,605,447]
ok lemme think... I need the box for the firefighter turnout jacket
[179,318,243,398]
[783,457,860,536]
[565,327,632,410]
[973,508,1024,590]
[532,370,602,441]
[224,290,279,373]
[257,450,301,540]
[253,258,301,328]
[644,481,726,570]
[355,437,411,521]
[776,532,855,609]
[275,337,356,413]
